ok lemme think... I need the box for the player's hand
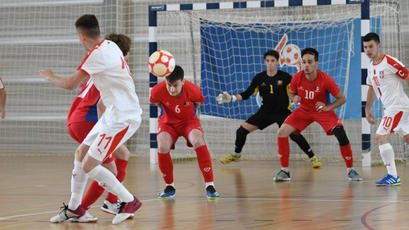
[40,69,54,81]
[292,95,301,105]
[315,102,328,112]
[216,91,232,104]
[365,108,375,124]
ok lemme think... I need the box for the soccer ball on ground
[148,50,175,77]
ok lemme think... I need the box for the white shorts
[83,114,141,162]
[376,107,409,136]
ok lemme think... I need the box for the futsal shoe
[273,170,291,181]
[112,196,142,224]
[206,185,220,201]
[310,156,322,168]
[101,199,121,215]
[70,211,98,223]
[157,185,176,200]
[376,174,401,186]
[220,154,241,164]
[50,203,86,223]
[347,169,363,181]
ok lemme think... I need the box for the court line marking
[0,198,157,221]
[361,203,393,230]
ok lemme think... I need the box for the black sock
[289,133,314,158]
[234,126,250,154]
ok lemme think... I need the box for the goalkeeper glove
[216,92,237,104]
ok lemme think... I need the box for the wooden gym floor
[1,154,409,230]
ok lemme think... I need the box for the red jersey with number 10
[150,80,205,125]
[290,70,341,112]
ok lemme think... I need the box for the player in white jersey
[0,77,5,119]
[41,15,142,224]
[364,32,409,186]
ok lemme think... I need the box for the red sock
[106,159,128,203]
[158,152,174,184]
[278,137,290,167]
[81,181,105,210]
[195,145,214,183]
[340,144,353,168]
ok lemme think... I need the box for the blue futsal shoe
[206,185,220,201]
[157,185,176,200]
[376,174,401,186]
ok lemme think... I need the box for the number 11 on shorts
[98,133,112,153]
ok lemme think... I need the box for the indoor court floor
[1,154,409,230]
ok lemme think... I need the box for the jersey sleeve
[239,74,259,100]
[188,82,205,103]
[386,56,409,79]
[0,78,4,89]
[149,85,161,104]
[366,69,373,86]
[289,72,299,93]
[77,49,105,76]
[326,75,341,97]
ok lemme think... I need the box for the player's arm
[40,69,88,90]
[288,88,300,105]
[364,86,376,125]
[0,87,6,119]
[317,91,346,112]
[216,75,258,104]
[97,98,106,118]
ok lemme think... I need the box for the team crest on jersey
[261,82,267,86]
[277,80,283,85]
[379,71,384,79]
[183,101,190,107]
[314,86,320,92]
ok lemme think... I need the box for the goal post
[148,0,403,165]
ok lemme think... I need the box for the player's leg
[81,155,117,215]
[83,120,142,224]
[187,128,220,200]
[50,143,94,223]
[102,145,130,214]
[373,110,404,185]
[277,115,321,168]
[220,122,258,164]
[157,130,176,200]
[274,110,311,181]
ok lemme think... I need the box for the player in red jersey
[0,77,6,119]
[150,65,220,200]
[273,47,362,182]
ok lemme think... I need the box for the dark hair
[363,32,380,44]
[105,33,131,56]
[301,47,319,61]
[75,14,100,38]
[264,50,279,60]
[166,65,184,83]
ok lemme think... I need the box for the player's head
[301,47,319,74]
[264,50,279,72]
[75,14,101,50]
[363,32,381,59]
[165,65,184,97]
[105,33,131,60]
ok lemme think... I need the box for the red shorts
[157,119,203,149]
[67,122,114,163]
[283,108,343,135]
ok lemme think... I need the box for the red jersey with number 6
[150,80,205,125]
[290,70,341,112]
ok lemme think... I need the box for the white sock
[281,167,289,173]
[68,160,88,210]
[87,165,133,202]
[379,143,398,177]
[205,182,214,188]
[166,183,175,188]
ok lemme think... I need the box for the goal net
[153,1,403,162]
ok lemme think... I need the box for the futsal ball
[148,50,175,77]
